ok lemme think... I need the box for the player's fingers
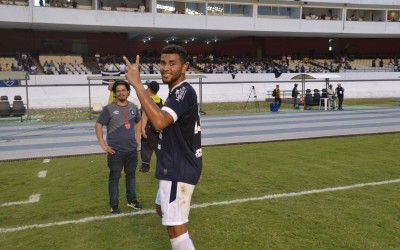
[122,56,131,67]
[135,55,140,67]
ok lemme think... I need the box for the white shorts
[155,180,195,226]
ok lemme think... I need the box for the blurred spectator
[119,63,126,74]
[95,52,100,62]
[3,63,10,71]
[30,64,37,75]
[149,63,154,74]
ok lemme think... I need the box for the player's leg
[140,134,152,172]
[155,180,195,250]
[124,151,142,209]
[107,154,123,212]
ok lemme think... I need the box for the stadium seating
[11,95,26,121]
[39,55,90,75]
[0,95,11,116]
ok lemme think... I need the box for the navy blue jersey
[155,81,202,185]
[96,102,141,153]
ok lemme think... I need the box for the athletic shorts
[155,180,195,226]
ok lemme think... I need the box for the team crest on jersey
[130,109,135,115]
[175,86,187,102]
[195,148,202,158]
[113,110,120,115]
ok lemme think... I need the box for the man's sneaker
[110,206,121,214]
[127,200,142,210]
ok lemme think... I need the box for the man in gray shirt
[95,80,142,214]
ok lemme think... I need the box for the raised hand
[123,55,142,89]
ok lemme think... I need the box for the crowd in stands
[5,50,398,77]
[193,54,400,74]
[0,52,36,74]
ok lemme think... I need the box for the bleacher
[39,55,91,75]
[0,57,17,68]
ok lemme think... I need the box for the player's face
[160,54,187,87]
[115,85,130,102]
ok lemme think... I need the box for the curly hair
[161,45,188,64]
[112,80,130,93]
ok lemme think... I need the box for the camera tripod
[243,86,260,112]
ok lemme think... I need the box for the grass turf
[0,133,399,249]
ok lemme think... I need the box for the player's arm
[123,56,173,130]
[141,111,148,139]
[95,123,115,155]
[135,120,141,149]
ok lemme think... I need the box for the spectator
[139,81,164,173]
[46,67,54,74]
[3,63,10,71]
[119,63,126,74]
[229,65,237,79]
[95,80,142,214]
[273,84,282,109]
[292,83,299,109]
[149,63,154,74]
[95,52,100,62]
[327,84,337,110]
[72,0,77,8]
[336,83,344,110]
[107,62,114,71]
[30,64,37,75]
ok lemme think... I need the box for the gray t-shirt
[97,102,141,153]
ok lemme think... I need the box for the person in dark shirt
[139,81,164,173]
[336,83,345,110]
[123,45,202,250]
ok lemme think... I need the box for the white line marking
[38,170,47,178]
[0,194,41,208]
[1,179,399,233]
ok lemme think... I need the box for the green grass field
[1,134,400,249]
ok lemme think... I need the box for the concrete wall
[1,72,399,109]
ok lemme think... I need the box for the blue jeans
[107,151,138,207]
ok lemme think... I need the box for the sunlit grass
[1,134,399,249]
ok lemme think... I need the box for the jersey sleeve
[162,83,196,123]
[96,106,111,125]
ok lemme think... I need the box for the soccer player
[123,45,202,250]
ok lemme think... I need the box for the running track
[1,108,399,161]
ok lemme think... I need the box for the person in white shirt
[119,63,126,74]
[107,63,115,71]
[327,84,337,110]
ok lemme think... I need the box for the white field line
[1,179,399,234]
[0,194,41,208]
[38,170,47,178]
